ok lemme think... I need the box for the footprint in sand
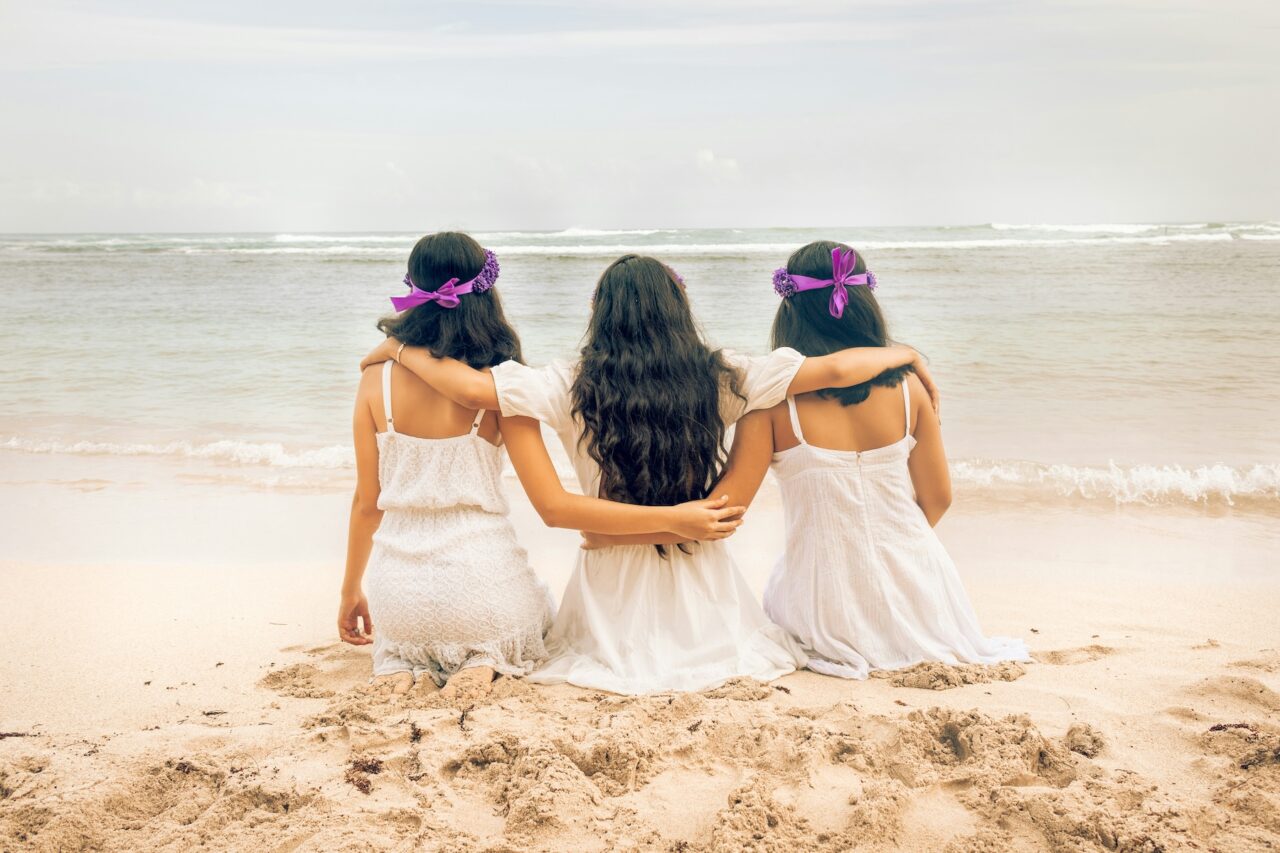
[259,645,371,700]
[1190,675,1280,713]
[1032,644,1115,666]
[1227,650,1280,674]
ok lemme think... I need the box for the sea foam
[4,435,1276,507]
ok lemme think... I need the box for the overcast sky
[2,1,1277,232]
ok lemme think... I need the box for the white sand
[1,463,1278,850]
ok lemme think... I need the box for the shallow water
[2,224,1277,507]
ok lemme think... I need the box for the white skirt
[366,506,554,685]
[529,540,805,695]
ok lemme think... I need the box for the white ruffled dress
[764,382,1030,679]
[365,361,555,685]
[490,350,809,695]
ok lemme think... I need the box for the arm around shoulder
[789,345,919,396]
[399,347,499,410]
[499,415,746,539]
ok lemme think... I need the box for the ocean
[2,224,1278,510]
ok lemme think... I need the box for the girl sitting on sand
[590,241,1027,679]
[341,234,749,698]
[360,253,939,695]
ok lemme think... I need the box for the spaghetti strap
[382,361,396,433]
[785,397,807,445]
[469,407,486,433]
[901,380,911,440]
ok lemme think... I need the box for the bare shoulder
[735,406,774,435]
[903,370,927,401]
[764,400,799,450]
[358,363,386,399]
[902,371,933,430]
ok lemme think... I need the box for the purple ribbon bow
[390,274,474,312]
[788,247,876,318]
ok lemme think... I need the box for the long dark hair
[378,231,523,369]
[572,255,744,555]
[770,240,909,406]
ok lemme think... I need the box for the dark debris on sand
[345,756,384,794]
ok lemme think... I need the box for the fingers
[711,504,747,520]
[914,361,941,420]
[339,623,371,645]
[708,494,729,508]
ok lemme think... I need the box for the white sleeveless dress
[764,382,1029,679]
[490,350,809,695]
[365,361,555,685]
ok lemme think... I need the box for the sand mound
[1034,644,1116,665]
[1230,650,1280,674]
[1064,723,1106,757]
[875,661,1026,690]
[4,644,1278,852]
[258,662,335,699]
[1192,675,1280,712]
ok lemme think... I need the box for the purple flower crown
[772,247,877,319]
[470,249,500,293]
[773,266,876,298]
[402,249,500,293]
[390,248,500,312]
[772,267,798,298]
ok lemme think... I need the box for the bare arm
[338,368,384,646]
[582,409,776,548]
[905,373,952,526]
[360,338,498,410]
[789,345,940,416]
[501,415,746,538]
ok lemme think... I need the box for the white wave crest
[4,227,1265,257]
[161,232,1237,256]
[4,435,1276,506]
[272,233,414,244]
[0,436,355,469]
[990,223,1162,234]
[952,460,1280,505]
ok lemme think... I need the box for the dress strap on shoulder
[901,380,912,440]
[381,360,395,433]
[785,397,807,445]
[469,407,486,433]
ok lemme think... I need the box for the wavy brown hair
[377,231,522,369]
[571,255,744,555]
[771,240,910,405]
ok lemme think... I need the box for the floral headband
[773,246,876,319]
[390,249,500,312]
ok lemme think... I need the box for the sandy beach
[2,456,1277,852]
[5,0,1278,845]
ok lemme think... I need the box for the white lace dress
[490,350,809,695]
[365,361,555,685]
[764,382,1029,679]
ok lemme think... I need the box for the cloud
[0,8,899,70]
[696,149,741,181]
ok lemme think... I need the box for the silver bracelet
[395,342,406,363]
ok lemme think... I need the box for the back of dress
[765,381,1028,679]
[487,350,809,694]
[365,361,553,686]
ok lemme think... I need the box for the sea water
[1,224,1277,508]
